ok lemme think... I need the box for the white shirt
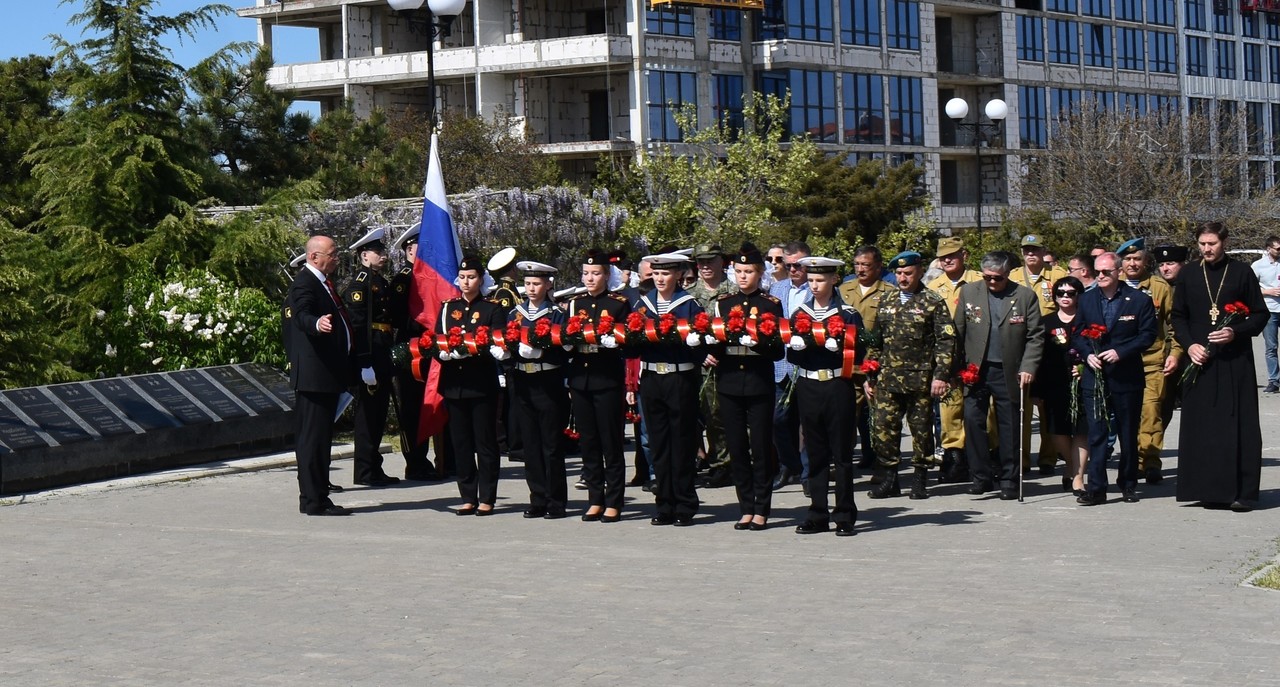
[1252,254,1280,313]
[306,263,352,350]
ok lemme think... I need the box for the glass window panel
[1085,24,1112,67]
[1148,31,1177,73]
[646,7,695,37]
[1185,0,1206,31]
[1216,38,1236,79]
[1116,27,1144,70]
[1083,0,1111,18]
[1049,19,1079,65]
[1186,36,1209,76]
[887,0,921,50]
[1148,0,1175,24]
[1115,0,1142,20]
[843,72,885,144]
[647,70,697,141]
[1019,85,1047,148]
[888,75,923,145]
[1018,15,1044,61]
[842,0,881,46]
[1047,0,1078,12]
[1244,43,1263,81]
[713,74,745,132]
[711,9,741,41]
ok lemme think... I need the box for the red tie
[324,278,353,351]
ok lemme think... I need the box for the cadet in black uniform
[488,247,522,462]
[708,244,786,531]
[508,260,570,519]
[567,249,632,522]
[341,228,401,488]
[636,252,706,526]
[388,225,441,481]
[437,255,507,515]
[788,257,865,537]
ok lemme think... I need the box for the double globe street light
[945,97,1008,237]
[387,0,467,127]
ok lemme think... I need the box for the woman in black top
[1033,276,1088,494]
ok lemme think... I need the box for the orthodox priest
[1170,222,1269,511]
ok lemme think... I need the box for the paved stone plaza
[4,352,1280,686]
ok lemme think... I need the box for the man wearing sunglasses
[953,251,1044,500]
[1117,238,1181,485]
[768,241,813,493]
[1010,234,1068,477]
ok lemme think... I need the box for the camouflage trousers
[871,390,939,469]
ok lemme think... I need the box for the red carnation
[959,363,981,386]
[418,332,433,349]
[693,312,711,334]
[1081,323,1106,340]
[727,311,746,333]
[598,313,615,333]
[794,313,813,335]
[860,359,880,375]
[826,317,846,339]
[565,316,583,336]
[534,319,552,337]
[473,326,490,346]
[626,311,646,332]
[505,319,522,344]
[447,326,464,349]
[758,312,778,337]
[659,313,676,335]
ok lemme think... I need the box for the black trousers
[641,370,701,518]
[295,390,339,514]
[446,395,500,505]
[352,382,391,482]
[572,386,626,509]
[515,371,569,513]
[392,370,433,475]
[964,362,1020,489]
[719,391,775,517]
[796,377,857,523]
[1084,387,1141,495]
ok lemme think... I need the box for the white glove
[518,342,540,358]
[490,345,509,361]
[438,351,451,361]
[562,344,574,351]
[740,335,756,347]
[600,334,617,349]
[498,374,507,388]
[360,367,376,386]
[789,337,807,351]
[450,349,465,360]
[685,333,701,347]
[825,338,840,352]
[704,334,717,345]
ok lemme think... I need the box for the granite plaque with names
[47,384,135,438]
[133,374,216,426]
[0,403,48,451]
[1,388,90,445]
[207,366,280,415]
[242,363,294,406]
[169,370,248,420]
[88,379,179,431]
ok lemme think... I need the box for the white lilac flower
[140,341,154,349]
[95,310,106,321]
[126,305,136,318]
[182,313,200,331]
[205,313,215,326]
[197,328,214,340]
[104,344,117,358]
[185,287,202,300]
[232,322,246,334]
[152,357,164,366]
[213,322,228,336]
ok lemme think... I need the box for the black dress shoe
[601,511,621,523]
[999,488,1018,500]
[1121,489,1139,503]
[702,468,732,488]
[642,480,655,493]
[475,506,495,516]
[455,505,477,516]
[355,475,399,487]
[627,474,646,487]
[801,479,811,498]
[772,467,795,491]
[404,468,440,482]
[307,505,352,516]
[835,522,856,537]
[734,521,751,531]
[1061,476,1072,492]
[673,515,694,527]
[1039,465,1055,477]
[581,509,603,522]
[967,481,995,495]
[523,507,547,519]
[749,521,768,531]
[795,519,830,534]
[1076,491,1106,506]
[1145,468,1163,485]
[1230,500,1255,512]
[543,510,567,520]
[327,483,344,493]
[651,514,675,526]
[1073,489,1085,497]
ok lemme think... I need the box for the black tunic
[1170,257,1269,503]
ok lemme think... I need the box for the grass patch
[1251,564,1280,591]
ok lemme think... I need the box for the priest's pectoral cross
[1209,305,1219,326]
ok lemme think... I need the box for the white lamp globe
[387,0,425,10]
[985,99,1009,121]
[428,0,467,15]
[945,98,969,120]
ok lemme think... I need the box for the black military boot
[910,467,930,500]
[867,470,901,499]
[941,448,969,483]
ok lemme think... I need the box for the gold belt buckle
[656,363,669,374]
[817,369,831,381]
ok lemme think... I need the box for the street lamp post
[387,0,467,129]
[945,97,1008,239]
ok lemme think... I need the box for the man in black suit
[1073,251,1157,505]
[288,235,355,516]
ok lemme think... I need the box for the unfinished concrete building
[238,0,1280,230]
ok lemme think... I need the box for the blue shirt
[769,278,811,382]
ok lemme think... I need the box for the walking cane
[1017,379,1026,503]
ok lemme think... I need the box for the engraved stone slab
[87,379,179,431]
[207,366,279,415]
[47,384,134,437]
[0,389,90,445]
[134,374,216,426]
[169,370,248,420]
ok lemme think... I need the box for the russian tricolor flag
[410,132,462,440]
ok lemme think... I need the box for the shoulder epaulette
[444,296,463,303]
[760,292,781,304]
[355,270,368,283]
[486,298,502,305]
[399,266,412,276]
[716,291,736,301]
[609,292,628,302]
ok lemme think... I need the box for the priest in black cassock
[1171,222,1269,511]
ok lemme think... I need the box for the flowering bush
[102,268,285,374]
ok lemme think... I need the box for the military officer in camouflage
[1117,238,1182,484]
[864,251,956,500]
[341,227,401,488]
[687,243,738,487]
[838,246,897,470]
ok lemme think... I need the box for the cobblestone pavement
[3,352,1280,686]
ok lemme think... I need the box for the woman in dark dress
[1033,276,1089,495]
[1171,223,1269,511]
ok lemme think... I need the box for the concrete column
[346,84,376,117]
[629,0,647,154]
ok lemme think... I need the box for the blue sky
[1,0,315,68]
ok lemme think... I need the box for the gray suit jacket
[953,280,1044,399]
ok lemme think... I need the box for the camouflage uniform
[865,287,956,471]
[688,277,738,476]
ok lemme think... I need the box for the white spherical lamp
[945,98,969,121]
[428,0,467,15]
[984,99,1009,121]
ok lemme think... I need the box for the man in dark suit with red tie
[288,235,356,516]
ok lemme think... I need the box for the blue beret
[888,251,923,269]
[1117,238,1145,256]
